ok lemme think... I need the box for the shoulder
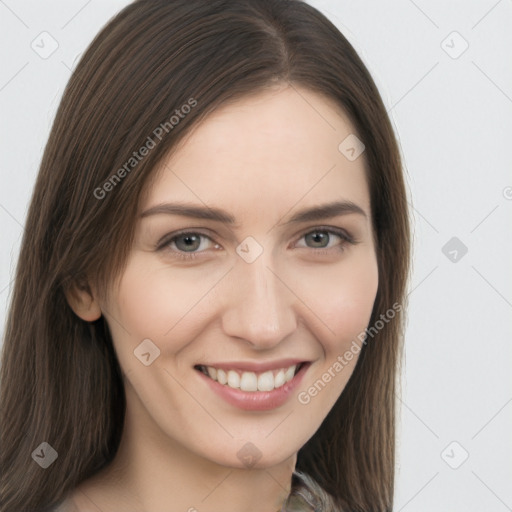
[287,470,339,512]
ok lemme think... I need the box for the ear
[64,276,102,322]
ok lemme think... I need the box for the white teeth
[216,368,227,385]
[200,363,301,392]
[240,372,258,391]
[284,365,296,381]
[257,371,275,391]
[274,369,286,388]
[227,370,240,388]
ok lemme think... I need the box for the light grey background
[1,1,511,510]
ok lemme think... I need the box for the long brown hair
[0,1,410,510]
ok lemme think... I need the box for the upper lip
[195,358,308,373]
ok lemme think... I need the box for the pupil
[177,234,200,251]
[306,231,329,248]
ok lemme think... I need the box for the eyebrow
[139,200,368,225]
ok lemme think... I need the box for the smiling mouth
[194,362,307,392]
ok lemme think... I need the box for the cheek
[111,259,223,342]
[292,252,379,349]
[293,255,378,421]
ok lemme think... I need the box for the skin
[65,84,379,512]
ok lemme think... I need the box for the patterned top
[281,471,338,511]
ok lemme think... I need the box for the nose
[220,252,298,349]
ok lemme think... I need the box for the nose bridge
[221,251,297,347]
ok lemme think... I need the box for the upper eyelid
[159,229,218,249]
[295,225,352,239]
[161,226,353,251]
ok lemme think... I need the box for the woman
[0,0,410,510]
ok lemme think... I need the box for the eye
[157,227,356,262]
[157,231,221,260]
[172,233,211,252]
[294,227,355,252]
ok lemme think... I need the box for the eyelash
[157,226,358,262]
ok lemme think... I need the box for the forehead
[143,85,370,221]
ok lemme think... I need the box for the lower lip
[196,363,310,411]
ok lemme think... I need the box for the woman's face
[101,85,378,469]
